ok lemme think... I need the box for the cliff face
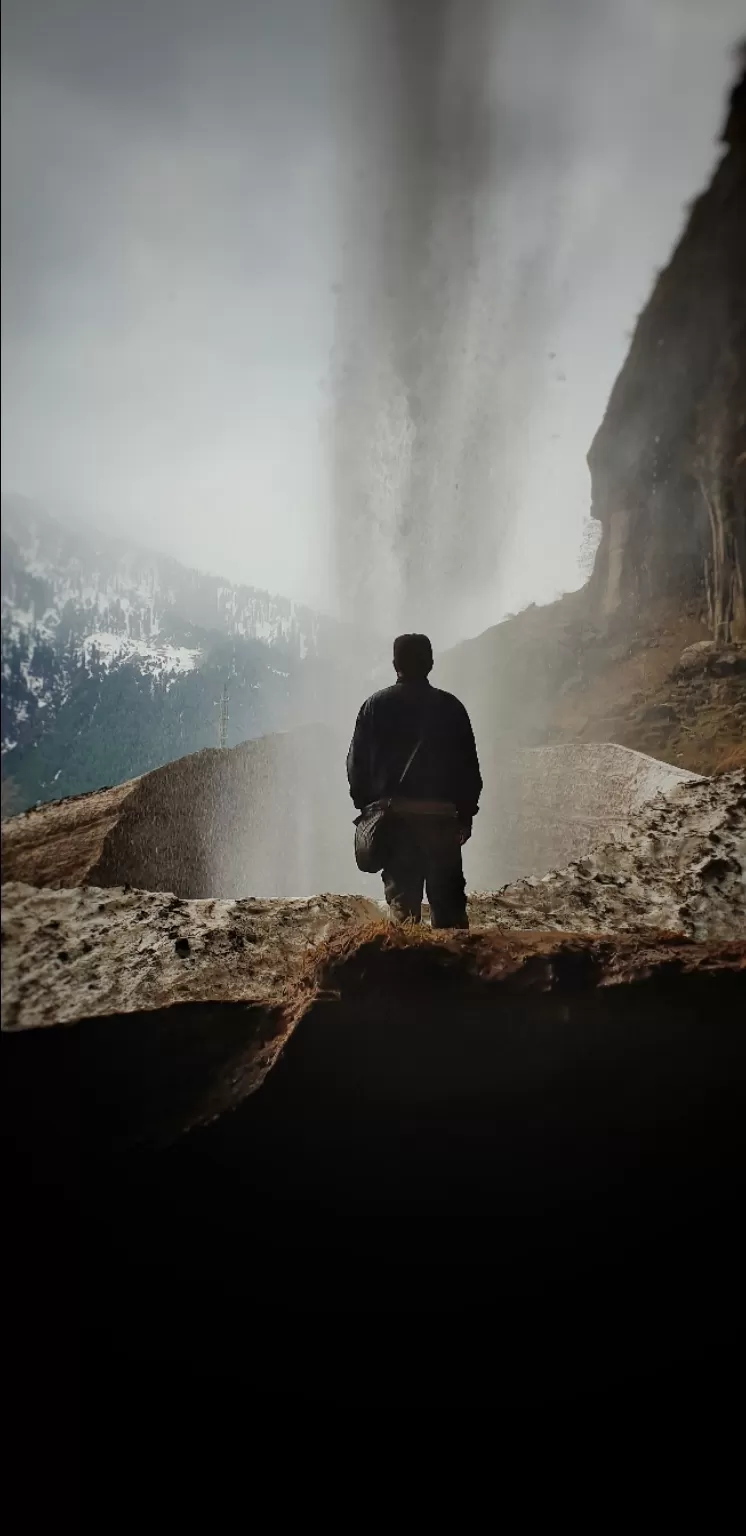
[437,72,746,779]
[587,61,746,640]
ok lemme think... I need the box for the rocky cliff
[440,585,746,783]
[438,59,746,779]
[587,58,746,640]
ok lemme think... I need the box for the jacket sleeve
[453,703,483,819]
[346,703,372,810]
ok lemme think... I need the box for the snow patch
[81,631,201,680]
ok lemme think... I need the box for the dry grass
[712,742,746,774]
[280,918,746,1035]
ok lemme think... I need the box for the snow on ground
[81,631,200,679]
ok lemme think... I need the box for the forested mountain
[1,497,350,810]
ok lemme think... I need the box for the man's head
[393,633,434,681]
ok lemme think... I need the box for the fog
[330,0,744,642]
[2,0,743,643]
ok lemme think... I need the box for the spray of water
[217,0,742,897]
[330,0,574,646]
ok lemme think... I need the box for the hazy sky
[1,0,743,634]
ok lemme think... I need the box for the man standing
[347,633,482,929]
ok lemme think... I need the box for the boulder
[676,640,746,676]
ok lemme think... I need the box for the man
[347,632,482,929]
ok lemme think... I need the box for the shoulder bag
[353,725,426,874]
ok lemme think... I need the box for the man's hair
[393,633,433,679]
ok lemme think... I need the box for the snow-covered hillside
[1,495,327,673]
[1,497,345,807]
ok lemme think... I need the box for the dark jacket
[346,678,482,819]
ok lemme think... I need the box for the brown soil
[443,595,746,779]
[548,607,746,773]
[0,779,138,887]
[713,742,746,773]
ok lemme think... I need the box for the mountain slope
[1,495,330,659]
[1,496,348,808]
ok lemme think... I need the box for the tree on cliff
[694,337,746,641]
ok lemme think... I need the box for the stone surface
[3,770,743,1035]
[471,768,745,940]
[465,740,697,889]
[677,641,746,676]
[1,884,379,1031]
[677,640,719,670]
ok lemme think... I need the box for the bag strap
[398,690,433,786]
[398,736,423,786]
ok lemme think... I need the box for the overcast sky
[1,0,743,635]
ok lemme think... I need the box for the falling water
[211,0,743,897]
[329,0,567,646]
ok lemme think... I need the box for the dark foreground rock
[4,924,745,1426]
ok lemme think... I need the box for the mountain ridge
[1,493,334,661]
[1,495,354,809]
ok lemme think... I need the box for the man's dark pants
[382,816,468,929]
